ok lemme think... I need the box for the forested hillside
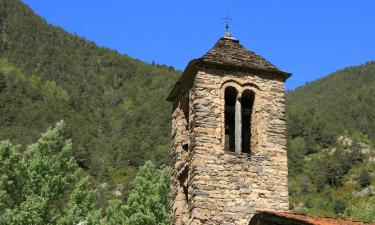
[287,61,375,145]
[286,62,375,221]
[0,122,170,224]
[0,0,374,222]
[0,0,179,182]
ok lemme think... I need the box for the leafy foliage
[123,161,170,225]
[0,122,170,225]
[358,168,371,188]
[346,196,375,222]
[287,61,375,145]
[104,162,170,225]
[0,0,179,183]
[1,0,375,223]
[0,121,101,224]
[287,62,375,221]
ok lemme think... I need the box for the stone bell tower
[167,31,291,225]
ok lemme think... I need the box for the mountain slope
[287,62,375,144]
[0,0,179,180]
[286,62,375,220]
[1,2,374,216]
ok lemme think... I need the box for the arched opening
[241,90,255,154]
[224,86,237,152]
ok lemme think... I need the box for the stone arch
[241,82,261,91]
[221,80,261,154]
[221,79,261,92]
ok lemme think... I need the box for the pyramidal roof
[167,35,291,101]
[200,36,284,73]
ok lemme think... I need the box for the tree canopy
[0,0,179,184]
[0,0,374,222]
[0,121,170,225]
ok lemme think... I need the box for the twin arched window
[224,86,255,154]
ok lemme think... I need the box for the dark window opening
[241,90,255,154]
[183,183,188,203]
[224,87,237,152]
[182,141,189,152]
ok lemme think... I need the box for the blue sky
[22,0,375,90]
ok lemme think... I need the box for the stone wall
[171,66,288,225]
[171,95,190,225]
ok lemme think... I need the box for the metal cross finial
[223,15,232,38]
[223,15,232,32]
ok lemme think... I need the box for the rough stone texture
[354,186,375,197]
[171,93,190,225]
[169,37,289,225]
[201,38,282,73]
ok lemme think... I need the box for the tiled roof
[166,36,291,102]
[249,211,372,225]
[201,37,283,73]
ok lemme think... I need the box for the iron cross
[222,15,232,33]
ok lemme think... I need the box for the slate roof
[167,36,291,102]
[201,37,283,73]
[249,211,372,225]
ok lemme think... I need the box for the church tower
[167,31,291,225]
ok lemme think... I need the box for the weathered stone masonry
[168,34,291,225]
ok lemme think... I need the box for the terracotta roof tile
[249,211,373,225]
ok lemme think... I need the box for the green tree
[103,161,171,225]
[104,200,127,225]
[0,121,172,225]
[346,196,375,222]
[0,121,100,224]
[0,0,180,187]
[287,137,306,175]
[333,198,346,215]
[358,168,371,188]
[124,161,170,225]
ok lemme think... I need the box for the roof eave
[200,60,292,79]
[166,59,292,102]
[166,59,201,102]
